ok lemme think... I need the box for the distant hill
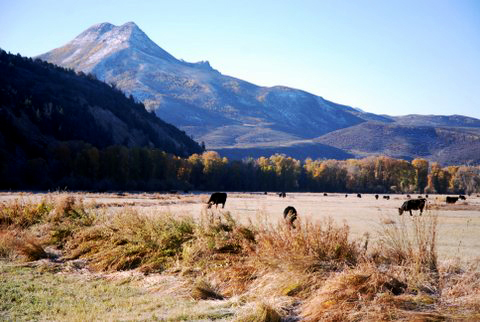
[392,114,480,128]
[37,22,480,165]
[0,50,203,162]
[315,122,480,165]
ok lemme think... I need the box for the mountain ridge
[37,22,480,165]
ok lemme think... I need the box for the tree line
[2,142,479,194]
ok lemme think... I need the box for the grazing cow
[375,194,379,200]
[383,195,390,200]
[283,206,298,228]
[459,195,466,200]
[446,196,459,204]
[398,198,426,216]
[323,193,328,196]
[345,194,348,198]
[278,192,286,198]
[264,192,268,195]
[425,194,429,198]
[207,192,227,209]
[357,193,362,198]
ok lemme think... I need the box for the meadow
[1,191,479,320]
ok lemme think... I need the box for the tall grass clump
[65,209,195,272]
[373,212,439,296]
[181,209,258,296]
[0,230,47,261]
[183,209,256,265]
[251,217,360,273]
[48,195,96,246]
[0,198,52,228]
[376,212,438,272]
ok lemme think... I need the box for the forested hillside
[0,50,203,189]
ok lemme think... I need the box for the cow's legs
[222,202,225,209]
[409,210,413,216]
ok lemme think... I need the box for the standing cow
[357,193,362,198]
[398,198,426,216]
[279,192,286,198]
[283,206,298,229]
[207,192,227,209]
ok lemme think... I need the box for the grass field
[2,191,478,260]
[1,191,479,320]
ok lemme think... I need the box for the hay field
[1,191,479,260]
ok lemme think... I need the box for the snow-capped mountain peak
[39,22,177,72]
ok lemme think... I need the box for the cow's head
[398,208,404,216]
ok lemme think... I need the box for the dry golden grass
[0,198,52,228]
[191,279,224,300]
[251,217,360,273]
[64,209,195,272]
[1,193,480,320]
[0,229,47,261]
[234,302,282,322]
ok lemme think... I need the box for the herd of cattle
[206,192,470,228]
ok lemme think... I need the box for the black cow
[279,192,286,198]
[446,196,459,204]
[375,194,379,200]
[345,194,348,198]
[207,192,227,209]
[399,198,426,216]
[425,194,429,198]
[406,194,411,199]
[283,206,297,228]
[357,193,362,198]
[383,195,390,200]
[459,195,467,200]
[323,193,328,196]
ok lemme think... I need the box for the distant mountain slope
[393,114,480,128]
[37,22,480,165]
[37,22,379,148]
[0,50,203,159]
[315,122,480,164]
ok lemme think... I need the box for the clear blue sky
[1,0,479,118]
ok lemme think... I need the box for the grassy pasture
[0,192,479,320]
